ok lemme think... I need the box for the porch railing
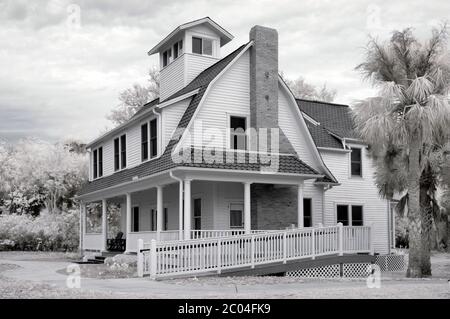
[190,229,272,239]
[137,224,373,278]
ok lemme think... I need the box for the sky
[0,0,448,143]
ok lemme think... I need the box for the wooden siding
[183,50,250,149]
[320,147,389,254]
[185,53,219,84]
[278,86,320,171]
[160,54,186,101]
[161,98,191,149]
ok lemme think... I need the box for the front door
[193,198,202,230]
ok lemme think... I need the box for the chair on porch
[106,231,126,252]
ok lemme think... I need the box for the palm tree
[352,24,450,277]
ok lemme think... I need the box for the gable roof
[296,99,359,140]
[148,17,234,56]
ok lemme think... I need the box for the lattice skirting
[286,264,340,278]
[375,254,408,272]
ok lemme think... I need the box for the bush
[0,209,79,251]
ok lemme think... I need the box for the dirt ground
[0,251,449,299]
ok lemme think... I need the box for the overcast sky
[0,0,448,143]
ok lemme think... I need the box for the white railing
[128,231,180,252]
[190,229,280,239]
[137,224,373,278]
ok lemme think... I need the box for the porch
[80,169,313,254]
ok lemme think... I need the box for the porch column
[102,198,107,251]
[79,202,85,253]
[178,181,184,240]
[184,179,192,240]
[297,181,304,228]
[156,185,163,241]
[125,193,132,253]
[244,182,251,234]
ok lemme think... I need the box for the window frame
[303,198,312,227]
[191,36,214,56]
[335,203,365,226]
[132,206,140,232]
[92,146,103,180]
[229,202,244,229]
[162,48,172,67]
[140,117,159,163]
[350,147,363,178]
[141,122,149,162]
[228,114,249,151]
[114,134,127,172]
[173,40,183,59]
[193,197,202,231]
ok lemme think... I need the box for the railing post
[369,223,375,255]
[137,239,144,277]
[283,232,287,264]
[150,239,157,280]
[251,235,255,268]
[311,228,315,260]
[338,223,343,256]
[217,238,222,274]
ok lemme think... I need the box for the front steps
[76,251,123,264]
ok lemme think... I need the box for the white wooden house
[77,17,393,278]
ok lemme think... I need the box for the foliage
[107,66,160,126]
[352,23,450,276]
[0,138,88,215]
[281,73,337,102]
[0,209,80,251]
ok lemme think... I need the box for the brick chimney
[249,26,294,154]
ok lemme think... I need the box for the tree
[352,24,450,277]
[107,66,160,126]
[281,73,337,102]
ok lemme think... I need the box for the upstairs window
[114,134,127,171]
[93,149,98,179]
[162,49,172,67]
[192,37,213,56]
[141,123,149,161]
[230,116,247,150]
[150,118,158,158]
[173,40,183,59]
[351,148,362,177]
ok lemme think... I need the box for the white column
[184,179,192,240]
[297,181,304,228]
[244,182,251,234]
[102,198,107,251]
[178,181,184,240]
[156,185,163,241]
[79,202,85,253]
[125,193,132,253]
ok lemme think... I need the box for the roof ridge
[296,98,349,108]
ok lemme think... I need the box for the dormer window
[192,37,213,56]
[162,49,172,67]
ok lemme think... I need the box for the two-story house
[77,18,392,276]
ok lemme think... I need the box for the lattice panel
[375,254,407,272]
[286,264,340,278]
[342,263,371,278]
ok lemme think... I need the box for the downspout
[169,171,184,240]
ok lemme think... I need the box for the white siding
[185,53,219,83]
[183,50,250,149]
[213,182,244,230]
[278,86,320,171]
[161,98,191,149]
[303,180,325,227]
[320,148,389,254]
[160,55,185,101]
[127,124,141,168]
[103,140,114,177]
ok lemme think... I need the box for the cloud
[0,0,448,143]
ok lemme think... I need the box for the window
[120,135,126,169]
[150,119,158,158]
[351,148,362,177]
[192,37,213,56]
[337,205,364,226]
[303,198,312,227]
[193,198,201,230]
[192,37,202,54]
[164,208,168,231]
[173,40,183,59]
[141,123,148,161]
[229,203,244,229]
[114,138,120,171]
[230,116,247,150]
[151,208,156,231]
[132,207,139,232]
[92,147,103,179]
[114,135,126,171]
[162,49,171,67]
